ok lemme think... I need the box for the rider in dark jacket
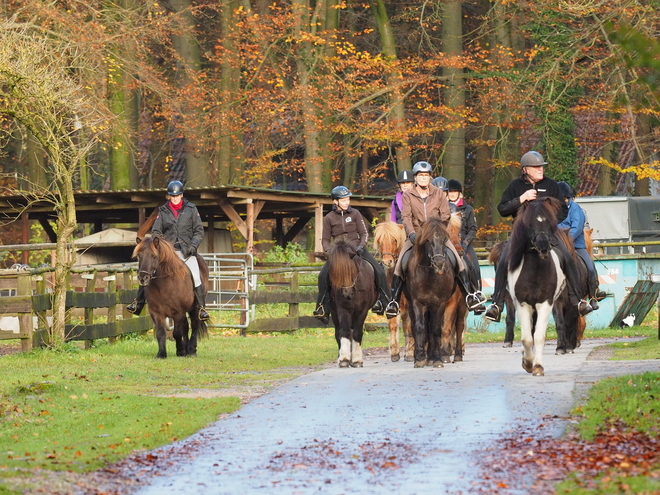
[127,180,210,320]
[313,186,392,324]
[483,151,592,322]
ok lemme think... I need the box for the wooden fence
[0,264,151,350]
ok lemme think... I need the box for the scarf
[169,200,184,218]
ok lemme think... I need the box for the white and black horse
[506,198,566,376]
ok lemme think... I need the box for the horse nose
[138,273,151,286]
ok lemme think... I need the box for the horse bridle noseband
[530,231,558,253]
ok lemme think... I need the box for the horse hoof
[453,355,463,363]
[350,361,363,368]
[441,356,452,364]
[404,356,414,362]
[156,354,166,359]
[522,359,533,373]
[555,348,566,355]
[433,361,444,368]
[391,354,400,362]
[414,360,427,368]
[532,365,544,376]
[338,360,350,368]
[503,342,513,348]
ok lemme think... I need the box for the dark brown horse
[373,222,412,362]
[132,236,209,359]
[327,239,377,368]
[403,217,464,368]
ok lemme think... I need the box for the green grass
[608,336,660,360]
[0,327,365,477]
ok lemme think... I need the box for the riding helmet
[520,151,547,167]
[446,179,463,192]
[431,177,448,190]
[167,180,184,196]
[331,185,352,200]
[557,181,575,199]
[412,161,433,176]
[397,170,414,183]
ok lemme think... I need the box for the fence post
[106,273,117,344]
[17,272,32,352]
[82,272,97,349]
[289,271,299,319]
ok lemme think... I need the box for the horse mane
[327,239,358,289]
[136,208,159,243]
[556,227,578,260]
[585,228,594,257]
[133,236,188,278]
[507,197,561,269]
[373,221,406,252]
[413,217,449,261]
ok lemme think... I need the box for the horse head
[373,222,405,269]
[517,198,560,259]
[133,236,160,286]
[417,218,449,274]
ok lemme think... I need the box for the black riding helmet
[557,181,575,199]
[331,185,352,200]
[397,170,413,183]
[446,179,462,192]
[167,180,184,196]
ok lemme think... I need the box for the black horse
[506,198,566,376]
[403,218,464,368]
[327,239,377,368]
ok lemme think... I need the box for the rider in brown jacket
[384,161,486,318]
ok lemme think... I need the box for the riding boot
[385,275,403,319]
[588,273,605,310]
[458,269,486,312]
[127,286,146,315]
[313,291,329,324]
[372,287,390,316]
[194,285,210,321]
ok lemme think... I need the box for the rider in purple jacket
[391,170,414,224]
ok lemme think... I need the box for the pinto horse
[132,236,209,359]
[506,197,566,376]
[327,239,377,368]
[403,217,465,368]
[373,222,412,362]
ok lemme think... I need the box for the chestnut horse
[403,217,466,368]
[327,239,377,368]
[373,222,412,362]
[133,236,209,359]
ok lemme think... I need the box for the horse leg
[518,304,535,373]
[173,317,188,357]
[152,314,168,359]
[531,303,553,376]
[388,315,400,362]
[187,313,200,356]
[402,305,414,362]
[336,316,351,368]
[350,311,366,367]
[454,303,467,363]
[503,297,516,347]
[411,302,427,367]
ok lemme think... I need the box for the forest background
[1,0,660,242]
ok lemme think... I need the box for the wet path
[133,339,658,495]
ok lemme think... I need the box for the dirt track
[110,338,658,495]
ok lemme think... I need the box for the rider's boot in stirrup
[458,270,486,311]
[484,303,501,322]
[194,285,210,321]
[313,292,329,324]
[127,286,146,315]
[385,275,403,319]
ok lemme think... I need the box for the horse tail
[328,243,357,289]
[449,212,462,246]
[198,319,209,340]
[488,241,506,267]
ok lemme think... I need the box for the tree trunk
[371,0,411,175]
[441,0,465,183]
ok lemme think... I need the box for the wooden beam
[315,203,324,254]
[217,198,247,239]
[283,217,311,245]
[38,218,57,243]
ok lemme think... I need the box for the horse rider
[483,151,593,322]
[446,179,484,314]
[391,169,414,224]
[313,186,392,324]
[557,181,606,310]
[127,180,210,321]
[384,161,487,318]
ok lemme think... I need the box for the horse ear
[153,236,160,249]
[136,236,142,245]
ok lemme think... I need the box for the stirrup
[484,303,501,322]
[198,307,210,321]
[466,293,485,309]
[577,299,593,316]
[313,305,326,318]
[589,298,599,311]
[126,299,143,315]
[595,289,607,301]
[385,301,400,319]
[371,299,385,315]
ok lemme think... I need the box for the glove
[186,246,197,258]
[356,245,365,255]
[409,233,416,244]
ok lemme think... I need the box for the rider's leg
[385,239,412,318]
[446,240,486,311]
[555,242,593,316]
[313,263,330,323]
[359,249,390,315]
[127,285,146,315]
[484,242,510,322]
[194,284,210,321]
[578,248,604,310]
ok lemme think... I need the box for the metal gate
[202,253,254,329]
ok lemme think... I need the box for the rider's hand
[186,246,197,258]
[520,189,537,203]
[409,233,416,244]
[355,245,365,255]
